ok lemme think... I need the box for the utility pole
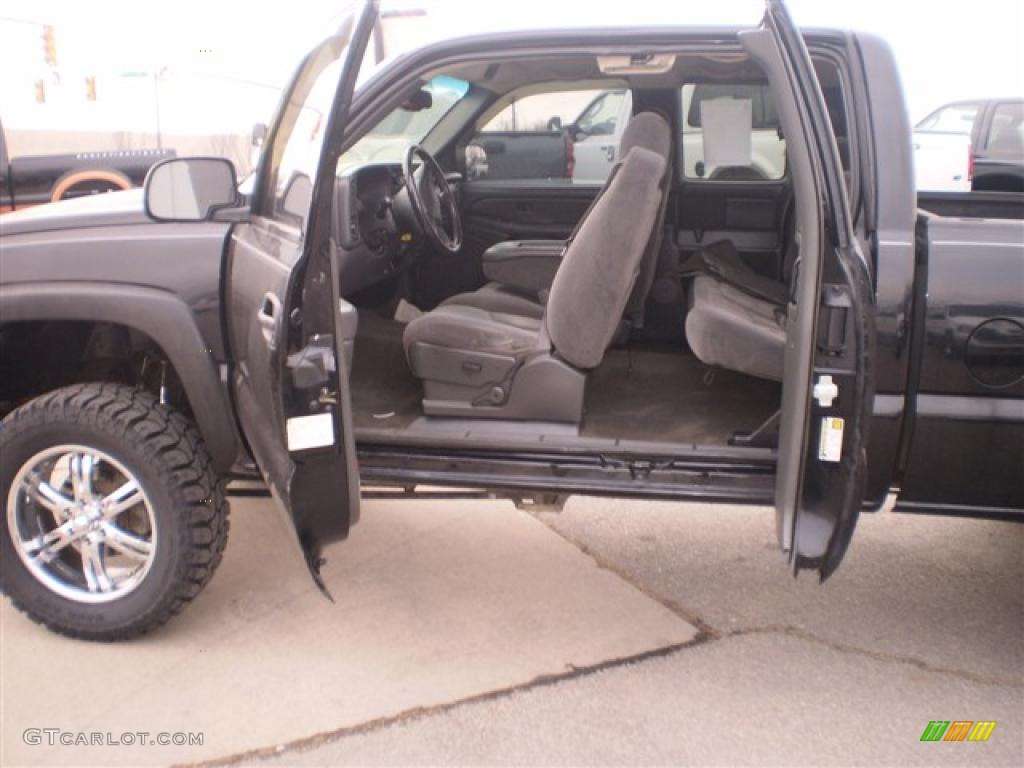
[41,24,57,67]
[153,67,167,150]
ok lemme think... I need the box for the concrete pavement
[0,498,695,766]
[2,495,1020,766]
[254,498,1023,767]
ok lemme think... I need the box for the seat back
[619,111,673,329]
[545,145,668,369]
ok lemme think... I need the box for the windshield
[338,75,470,172]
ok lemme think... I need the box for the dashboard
[334,163,415,298]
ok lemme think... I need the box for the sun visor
[597,54,676,75]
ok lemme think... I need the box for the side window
[263,56,344,231]
[681,83,786,181]
[466,88,627,183]
[915,103,979,135]
[575,91,625,137]
[985,102,1024,153]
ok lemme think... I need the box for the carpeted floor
[350,318,780,446]
[350,313,423,431]
[581,345,780,445]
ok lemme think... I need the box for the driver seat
[402,144,668,422]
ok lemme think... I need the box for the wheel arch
[0,282,240,472]
[49,168,134,202]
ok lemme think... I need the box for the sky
[1,0,1021,139]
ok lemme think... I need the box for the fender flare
[50,168,133,202]
[0,282,240,472]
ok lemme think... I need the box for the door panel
[224,3,377,591]
[675,181,791,280]
[756,0,875,579]
[896,215,1024,514]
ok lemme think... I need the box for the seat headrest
[619,112,671,163]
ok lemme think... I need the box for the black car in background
[0,117,173,212]
[970,99,1024,192]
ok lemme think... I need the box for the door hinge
[287,334,336,390]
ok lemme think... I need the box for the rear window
[681,83,786,181]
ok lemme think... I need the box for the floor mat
[582,345,780,445]
[351,313,423,431]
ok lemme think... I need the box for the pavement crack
[721,624,1024,689]
[179,633,713,768]
[529,511,720,639]
[531,512,1023,691]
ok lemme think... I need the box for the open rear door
[746,0,876,579]
[224,2,378,591]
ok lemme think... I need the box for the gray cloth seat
[436,282,545,320]
[403,143,669,421]
[442,111,673,326]
[684,209,797,382]
[685,275,787,381]
[403,304,541,357]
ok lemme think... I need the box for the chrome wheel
[6,445,157,604]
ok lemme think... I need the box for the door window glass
[467,88,626,183]
[575,90,626,136]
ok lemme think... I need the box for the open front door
[224,2,378,591]
[745,0,876,579]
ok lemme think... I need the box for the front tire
[0,383,229,641]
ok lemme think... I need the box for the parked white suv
[912,100,980,192]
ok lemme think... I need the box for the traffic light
[85,76,97,101]
[41,25,57,67]
[34,79,46,103]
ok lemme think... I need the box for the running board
[356,445,775,505]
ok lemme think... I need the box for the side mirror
[251,122,267,147]
[144,157,238,222]
[465,143,488,180]
[547,116,562,131]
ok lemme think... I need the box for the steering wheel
[404,145,462,255]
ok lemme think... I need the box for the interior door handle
[257,292,281,349]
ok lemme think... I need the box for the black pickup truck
[1,0,1022,641]
[0,118,173,212]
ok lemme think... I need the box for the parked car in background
[0,118,173,213]
[570,85,788,183]
[913,98,1024,192]
[913,100,979,191]
[971,99,1024,192]
[467,84,790,185]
